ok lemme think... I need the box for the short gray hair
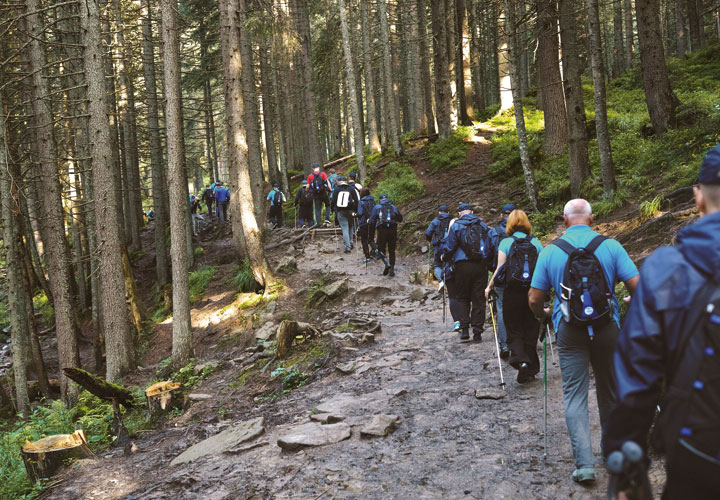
[563,199,592,218]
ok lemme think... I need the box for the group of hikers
[188,181,231,227]
[419,144,720,498]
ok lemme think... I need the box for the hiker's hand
[623,295,632,304]
[485,286,492,301]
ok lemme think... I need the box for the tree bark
[537,0,567,157]
[431,0,453,139]
[586,0,617,195]
[455,0,472,125]
[624,0,634,68]
[686,0,704,50]
[636,0,680,135]
[675,0,688,55]
[259,42,279,187]
[79,0,135,382]
[338,0,367,181]
[613,0,627,76]
[504,0,538,210]
[378,0,404,155]
[418,0,437,135]
[25,0,81,403]
[360,0,382,152]
[141,5,169,287]
[558,0,591,197]
[161,0,193,368]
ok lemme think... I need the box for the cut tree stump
[276,321,322,358]
[146,381,182,411]
[21,430,93,483]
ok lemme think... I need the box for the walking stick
[543,333,548,462]
[294,206,297,229]
[547,323,556,365]
[488,296,506,388]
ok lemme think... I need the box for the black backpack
[460,219,490,262]
[434,217,451,246]
[505,234,539,289]
[273,190,283,206]
[335,186,358,211]
[379,204,396,228]
[653,271,720,468]
[552,235,613,332]
[311,174,326,197]
[360,198,376,223]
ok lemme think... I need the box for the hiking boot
[459,329,470,342]
[343,248,351,254]
[472,332,482,343]
[383,265,391,276]
[437,280,445,292]
[517,362,531,383]
[452,321,461,332]
[362,257,372,264]
[572,467,596,484]
[388,266,395,277]
[500,348,510,359]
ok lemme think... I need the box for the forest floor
[44,135,678,499]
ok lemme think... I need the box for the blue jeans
[557,320,619,469]
[216,202,226,222]
[336,210,352,250]
[313,194,330,225]
[494,286,508,350]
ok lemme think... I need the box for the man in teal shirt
[529,199,639,485]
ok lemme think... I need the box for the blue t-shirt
[498,231,544,255]
[530,225,639,330]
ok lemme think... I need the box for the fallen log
[21,430,94,483]
[62,368,134,408]
[323,154,354,169]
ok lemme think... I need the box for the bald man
[529,199,639,485]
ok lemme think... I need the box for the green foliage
[374,162,425,205]
[270,366,308,392]
[230,259,257,293]
[0,299,9,338]
[304,276,330,310]
[639,195,666,220]
[170,359,216,388]
[32,292,54,329]
[427,126,474,172]
[188,265,217,303]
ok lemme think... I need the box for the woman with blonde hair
[486,209,544,383]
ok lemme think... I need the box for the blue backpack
[460,220,490,262]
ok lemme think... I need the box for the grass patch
[189,265,217,303]
[374,161,425,205]
[229,259,257,293]
[427,126,474,172]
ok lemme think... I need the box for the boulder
[409,264,432,285]
[255,321,278,341]
[408,288,429,302]
[170,417,265,465]
[360,414,401,438]
[352,285,392,304]
[322,279,348,300]
[275,256,297,275]
[277,422,351,451]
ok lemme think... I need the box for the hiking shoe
[362,257,372,263]
[500,348,510,359]
[388,266,395,277]
[459,329,470,342]
[517,362,531,383]
[572,467,596,484]
[472,333,482,343]
[343,248,351,254]
[437,281,445,292]
[383,265,391,276]
[453,321,461,332]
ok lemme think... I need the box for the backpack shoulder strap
[551,238,576,255]
[584,234,608,254]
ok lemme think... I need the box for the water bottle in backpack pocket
[552,235,614,336]
[506,234,539,289]
[460,219,490,262]
[380,205,394,228]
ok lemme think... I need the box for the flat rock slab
[171,416,265,465]
[474,388,507,400]
[310,413,345,424]
[352,286,392,303]
[360,414,401,438]
[277,422,351,451]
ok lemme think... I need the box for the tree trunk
[418,0,437,135]
[613,0,627,76]
[455,0,472,125]
[675,0,688,55]
[360,0,382,152]
[636,0,679,135]
[220,0,276,289]
[504,0,538,210]
[686,0,703,50]
[378,0,404,155]
[141,5,169,287]
[338,0,367,181]
[537,0,567,157]
[79,0,135,382]
[160,0,193,368]
[558,0,591,197]
[25,0,81,403]
[586,0,617,195]
[407,0,427,134]
[431,0,453,139]
[259,43,279,187]
[0,101,31,417]
[624,0,634,68]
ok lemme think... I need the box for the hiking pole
[441,268,447,324]
[543,333,548,462]
[488,296,506,388]
[546,323,556,365]
[294,206,297,229]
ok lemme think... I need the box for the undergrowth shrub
[427,126,474,172]
[374,162,425,204]
[188,265,217,302]
[231,258,256,293]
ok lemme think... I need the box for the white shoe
[437,281,445,292]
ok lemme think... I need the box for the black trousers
[376,226,397,266]
[205,199,213,214]
[269,205,283,226]
[663,441,720,499]
[357,224,371,258]
[447,260,487,333]
[503,286,540,375]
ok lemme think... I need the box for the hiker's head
[313,162,321,173]
[273,183,279,188]
[438,204,449,214]
[458,203,473,216]
[506,209,532,236]
[330,168,336,174]
[501,203,516,218]
[379,193,389,202]
[563,199,593,227]
[695,144,720,215]
[337,176,348,185]
[301,180,307,186]
[360,187,371,197]
[349,172,357,180]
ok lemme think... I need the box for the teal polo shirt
[530,224,639,330]
[498,231,544,256]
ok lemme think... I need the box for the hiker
[267,183,286,229]
[214,182,230,222]
[202,184,214,215]
[486,209,543,380]
[147,208,155,221]
[294,180,314,228]
[605,145,720,499]
[356,187,376,263]
[368,194,403,277]
[306,163,332,227]
[528,199,639,485]
[348,172,362,234]
[425,205,453,287]
[190,194,201,234]
[328,168,339,193]
[331,176,360,253]
[441,203,492,342]
[488,203,516,358]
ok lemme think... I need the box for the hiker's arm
[425,221,435,241]
[528,287,550,320]
[485,251,507,299]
